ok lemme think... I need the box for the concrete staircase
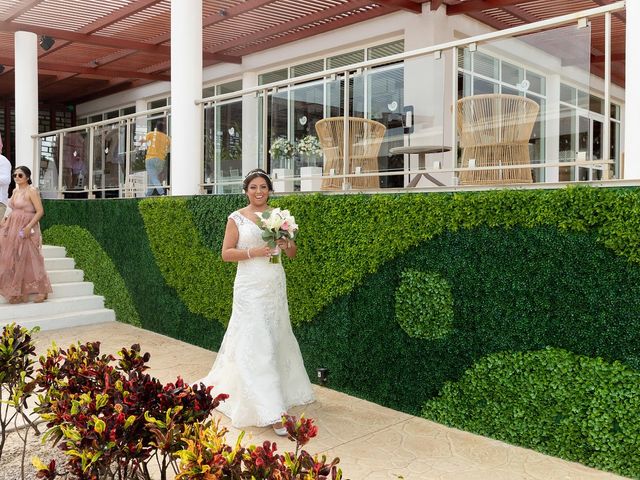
[0,245,116,330]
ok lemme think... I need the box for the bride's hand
[251,246,272,258]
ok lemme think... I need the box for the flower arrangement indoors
[269,137,295,169]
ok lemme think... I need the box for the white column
[170,0,202,195]
[14,31,39,179]
[242,71,259,176]
[624,0,639,179]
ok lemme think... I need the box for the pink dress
[0,188,52,300]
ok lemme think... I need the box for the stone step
[0,246,117,331]
[44,257,75,271]
[0,295,106,321]
[50,281,94,298]
[42,245,66,259]
[47,269,85,283]
[3,309,116,331]
[0,282,95,304]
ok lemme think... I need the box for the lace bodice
[196,210,315,427]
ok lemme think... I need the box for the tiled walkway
[33,322,628,480]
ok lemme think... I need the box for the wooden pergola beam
[231,4,397,57]
[447,0,530,15]
[374,0,423,13]
[207,0,375,54]
[0,0,44,22]
[0,20,241,64]
[0,56,170,81]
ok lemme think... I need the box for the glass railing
[37,107,171,199]
[34,1,624,198]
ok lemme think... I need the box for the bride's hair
[243,168,273,192]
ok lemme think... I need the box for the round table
[389,145,451,187]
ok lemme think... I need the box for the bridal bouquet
[255,208,298,264]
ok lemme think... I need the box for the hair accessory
[244,169,271,180]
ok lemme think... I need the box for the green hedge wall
[43,225,141,327]
[422,348,640,478]
[40,187,640,478]
[41,199,225,349]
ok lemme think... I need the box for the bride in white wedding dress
[198,169,315,435]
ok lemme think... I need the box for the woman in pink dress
[0,166,52,304]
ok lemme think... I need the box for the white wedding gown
[198,211,315,428]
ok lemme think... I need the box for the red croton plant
[30,341,344,480]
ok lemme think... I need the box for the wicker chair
[315,117,386,190]
[456,94,539,185]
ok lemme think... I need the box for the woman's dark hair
[15,165,32,185]
[243,168,273,191]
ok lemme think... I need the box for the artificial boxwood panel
[41,187,640,477]
[43,225,141,327]
[297,225,640,413]
[41,199,225,350]
[139,188,640,331]
[422,348,640,479]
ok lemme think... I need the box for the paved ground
[21,322,629,479]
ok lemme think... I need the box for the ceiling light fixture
[39,35,55,51]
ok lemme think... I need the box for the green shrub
[43,225,141,327]
[395,269,453,339]
[422,348,640,478]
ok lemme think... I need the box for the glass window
[458,72,471,99]
[121,106,135,116]
[501,86,520,96]
[291,60,324,78]
[368,40,404,60]
[560,84,575,105]
[148,99,167,110]
[558,106,575,162]
[577,90,589,110]
[458,48,471,70]
[589,94,603,115]
[202,85,216,97]
[89,114,102,123]
[473,51,499,80]
[105,110,119,119]
[218,79,242,94]
[473,77,498,95]
[526,72,545,95]
[328,50,364,69]
[611,103,620,120]
[501,61,523,87]
[259,69,288,85]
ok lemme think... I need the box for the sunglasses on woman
[13,172,25,179]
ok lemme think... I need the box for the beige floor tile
[321,417,629,480]
[29,322,631,480]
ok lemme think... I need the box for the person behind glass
[144,120,170,196]
[197,168,315,436]
[0,133,11,221]
[0,166,52,304]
